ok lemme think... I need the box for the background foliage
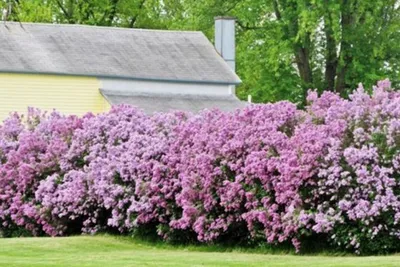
[1,0,400,104]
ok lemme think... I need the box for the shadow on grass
[98,225,349,257]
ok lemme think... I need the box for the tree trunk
[295,45,313,87]
[335,0,354,94]
[273,0,313,103]
[324,1,337,91]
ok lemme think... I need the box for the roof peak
[1,21,202,34]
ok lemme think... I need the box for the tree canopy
[2,0,400,104]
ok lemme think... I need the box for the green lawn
[0,236,399,267]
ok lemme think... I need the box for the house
[0,17,245,120]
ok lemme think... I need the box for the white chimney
[214,16,236,71]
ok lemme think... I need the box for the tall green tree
[172,0,400,104]
[2,0,400,104]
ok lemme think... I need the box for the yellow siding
[0,73,110,121]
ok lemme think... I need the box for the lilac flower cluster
[0,80,399,254]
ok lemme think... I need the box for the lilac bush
[166,103,302,246]
[36,106,186,235]
[299,80,400,253]
[0,109,82,236]
[0,80,400,254]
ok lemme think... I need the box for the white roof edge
[100,88,244,100]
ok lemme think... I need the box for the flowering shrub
[36,106,186,235]
[166,103,306,248]
[299,80,400,253]
[0,80,400,254]
[0,109,82,236]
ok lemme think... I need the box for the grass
[0,235,399,267]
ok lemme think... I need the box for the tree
[0,0,181,28]
[171,0,400,104]
[2,0,400,104]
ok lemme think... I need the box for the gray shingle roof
[0,22,241,84]
[101,89,247,114]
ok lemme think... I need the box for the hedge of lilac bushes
[1,80,400,254]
